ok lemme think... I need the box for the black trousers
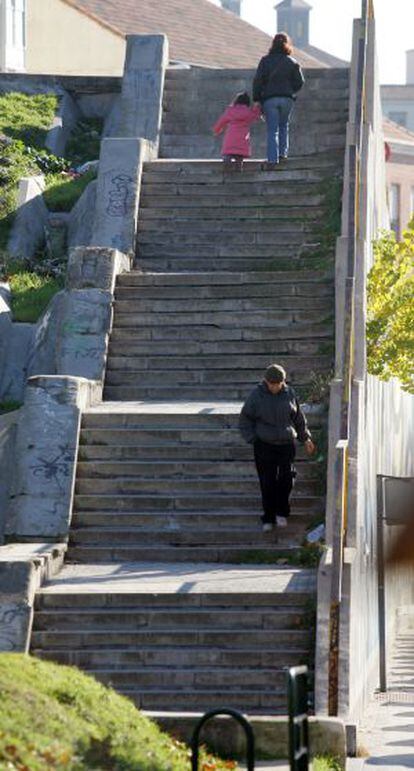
[253,440,296,523]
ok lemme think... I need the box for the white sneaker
[262,523,274,533]
[276,516,288,528]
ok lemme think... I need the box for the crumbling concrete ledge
[5,376,100,541]
[0,542,66,652]
[150,712,347,767]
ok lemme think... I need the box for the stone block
[66,247,131,292]
[91,137,150,255]
[0,543,66,652]
[0,413,18,544]
[111,34,168,144]
[152,713,346,766]
[7,175,49,259]
[67,179,97,249]
[5,376,99,539]
[45,91,81,157]
[29,289,112,382]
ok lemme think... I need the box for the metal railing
[327,0,375,716]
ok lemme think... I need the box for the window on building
[11,0,17,46]
[388,111,408,128]
[296,21,304,40]
[411,187,414,219]
[390,183,401,237]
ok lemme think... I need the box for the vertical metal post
[377,475,387,692]
[288,666,309,771]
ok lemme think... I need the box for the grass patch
[0,400,22,414]
[43,168,96,212]
[233,544,323,568]
[65,118,102,167]
[314,756,343,771]
[0,92,58,147]
[0,654,236,771]
[8,271,63,322]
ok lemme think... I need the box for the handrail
[327,0,374,716]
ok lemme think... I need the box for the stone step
[74,476,318,495]
[80,409,323,429]
[77,443,318,461]
[140,185,325,202]
[109,321,333,342]
[137,219,323,235]
[136,242,327,257]
[76,458,319,478]
[33,646,307,668]
[71,510,313,529]
[143,151,345,171]
[77,444,319,465]
[158,139,345,159]
[138,207,328,223]
[112,295,333,312]
[70,666,291,689]
[164,65,349,79]
[33,605,306,630]
[136,232,320,248]
[111,310,332,328]
[68,526,309,547]
[73,493,322,512]
[108,687,289,712]
[107,339,332,357]
[116,270,332,286]
[66,544,311,563]
[35,589,314,609]
[31,626,311,648]
[105,354,330,373]
[134,257,329,273]
[141,170,327,184]
[102,385,319,400]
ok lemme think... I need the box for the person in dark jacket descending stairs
[253,32,305,170]
[239,364,315,533]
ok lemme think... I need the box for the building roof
[62,0,325,69]
[301,44,348,68]
[383,116,414,146]
[276,0,312,10]
[382,84,414,99]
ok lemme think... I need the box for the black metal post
[377,475,387,692]
[191,709,255,771]
[288,666,309,771]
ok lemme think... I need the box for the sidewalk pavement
[347,623,414,770]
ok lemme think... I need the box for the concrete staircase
[31,579,315,713]
[160,67,349,158]
[67,406,324,563]
[31,64,348,719]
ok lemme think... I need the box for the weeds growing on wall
[0,251,64,323]
[367,222,414,393]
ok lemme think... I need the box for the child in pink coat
[213,92,262,171]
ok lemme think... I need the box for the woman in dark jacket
[253,32,305,170]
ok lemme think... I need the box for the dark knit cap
[264,364,286,383]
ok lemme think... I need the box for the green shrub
[43,168,96,212]
[0,654,235,771]
[367,222,414,393]
[9,271,63,322]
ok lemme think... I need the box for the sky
[213,0,414,84]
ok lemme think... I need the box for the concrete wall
[26,0,125,76]
[0,411,19,544]
[316,13,414,724]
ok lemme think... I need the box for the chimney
[407,50,414,85]
[220,0,242,16]
[275,0,312,49]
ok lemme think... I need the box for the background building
[382,51,414,132]
[384,117,414,237]
[0,0,26,71]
